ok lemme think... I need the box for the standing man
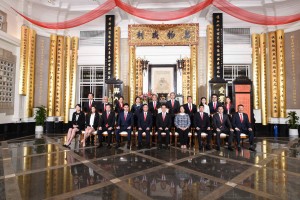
[97,104,115,149]
[115,103,133,149]
[208,94,222,116]
[148,94,161,130]
[82,92,97,146]
[183,96,197,146]
[137,104,153,149]
[212,105,234,151]
[166,92,180,126]
[194,104,212,150]
[98,96,110,114]
[232,104,255,152]
[156,104,171,150]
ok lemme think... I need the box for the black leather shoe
[107,144,111,149]
[199,146,203,151]
[205,145,211,150]
[216,146,220,151]
[96,143,103,148]
[115,143,120,149]
[249,146,256,152]
[146,144,151,149]
[237,146,241,152]
[228,146,234,151]
[158,145,162,150]
[138,143,142,149]
[165,145,170,150]
[127,144,130,149]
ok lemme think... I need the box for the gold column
[206,24,214,101]
[129,46,136,106]
[25,29,36,117]
[260,33,268,125]
[191,45,198,104]
[135,58,143,96]
[251,34,260,109]
[19,25,29,95]
[70,37,79,108]
[276,30,286,118]
[55,36,65,117]
[268,32,279,118]
[182,57,191,104]
[64,37,71,123]
[114,26,121,79]
[48,35,57,116]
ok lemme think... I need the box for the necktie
[240,113,243,122]
[200,112,203,120]
[220,114,223,123]
[89,101,92,109]
[107,112,109,119]
[213,102,216,110]
[154,101,156,110]
[104,104,106,111]
[172,100,174,108]
[144,112,147,121]
[189,104,192,112]
[163,113,165,121]
[124,112,127,121]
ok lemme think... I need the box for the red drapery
[12,0,300,29]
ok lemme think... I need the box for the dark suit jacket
[138,112,153,129]
[166,99,180,116]
[71,111,85,130]
[83,100,97,113]
[114,102,125,114]
[212,113,232,131]
[148,101,161,116]
[208,101,222,115]
[98,102,112,114]
[232,112,251,131]
[194,112,210,129]
[85,112,100,130]
[117,112,134,128]
[99,111,115,129]
[224,104,235,115]
[156,112,171,129]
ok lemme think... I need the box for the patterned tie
[240,113,243,122]
[144,112,147,121]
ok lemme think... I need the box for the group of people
[63,92,255,152]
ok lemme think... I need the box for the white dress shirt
[89,113,95,127]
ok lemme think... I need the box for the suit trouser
[177,128,189,145]
[215,129,234,147]
[196,129,212,147]
[115,127,131,143]
[97,128,113,145]
[138,128,151,144]
[235,129,254,146]
[157,128,170,145]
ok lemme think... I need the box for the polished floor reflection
[0,135,299,200]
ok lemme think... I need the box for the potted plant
[34,106,47,133]
[287,111,299,137]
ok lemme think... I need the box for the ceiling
[3,0,300,31]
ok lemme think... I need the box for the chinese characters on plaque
[105,15,115,81]
[213,13,223,79]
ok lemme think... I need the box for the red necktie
[154,101,156,110]
[213,102,216,110]
[144,112,147,121]
[201,112,203,120]
[240,113,243,122]
[163,113,165,121]
[172,100,174,108]
[220,114,223,123]
[124,113,127,121]
[107,112,109,119]
[89,101,92,109]
[189,104,192,112]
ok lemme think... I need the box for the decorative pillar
[47,34,57,116]
[64,36,71,123]
[114,26,121,79]
[135,58,143,96]
[70,37,79,108]
[182,57,191,104]
[191,45,198,104]
[276,30,286,118]
[206,24,214,101]
[55,36,65,117]
[19,25,29,95]
[25,29,36,117]
[251,34,260,110]
[268,32,279,118]
[260,33,268,125]
[129,46,136,106]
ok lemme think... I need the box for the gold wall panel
[55,36,65,117]
[47,34,57,116]
[206,24,214,101]
[70,37,79,108]
[251,34,260,109]
[268,32,279,118]
[182,58,191,104]
[129,46,136,106]
[135,58,143,97]
[19,25,29,95]
[276,30,286,118]
[64,37,71,123]
[260,33,267,125]
[128,23,199,46]
[191,45,198,104]
[114,26,121,79]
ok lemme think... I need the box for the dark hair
[217,105,224,109]
[76,104,81,108]
[135,96,141,101]
[161,104,167,107]
[187,96,192,100]
[211,94,218,98]
[201,97,206,101]
[124,103,129,107]
[152,94,157,97]
[179,105,185,111]
[170,92,176,96]
[105,104,111,108]
[119,96,124,100]
[238,104,244,107]
[199,104,204,108]
[143,104,148,107]
[88,92,94,97]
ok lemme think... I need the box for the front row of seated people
[64,98,255,152]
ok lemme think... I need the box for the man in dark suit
[212,105,234,151]
[194,104,212,150]
[166,92,180,126]
[137,104,153,149]
[148,94,161,130]
[97,104,115,148]
[183,96,197,146]
[208,94,222,116]
[82,92,97,146]
[98,96,111,114]
[232,104,255,152]
[156,104,171,150]
[115,103,133,149]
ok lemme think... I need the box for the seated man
[232,104,255,152]
[194,104,212,151]
[137,104,153,149]
[115,103,133,149]
[212,105,234,151]
[156,104,171,150]
[97,104,115,149]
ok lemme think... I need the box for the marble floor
[1,135,300,200]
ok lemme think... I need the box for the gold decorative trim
[206,24,214,101]
[64,37,71,123]
[129,46,136,106]
[182,57,191,104]
[55,35,65,117]
[260,33,267,125]
[251,34,260,109]
[191,45,198,104]
[114,26,121,79]
[19,25,29,95]
[47,34,57,116]
[70,37,79,108]
[135,58,143,96]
